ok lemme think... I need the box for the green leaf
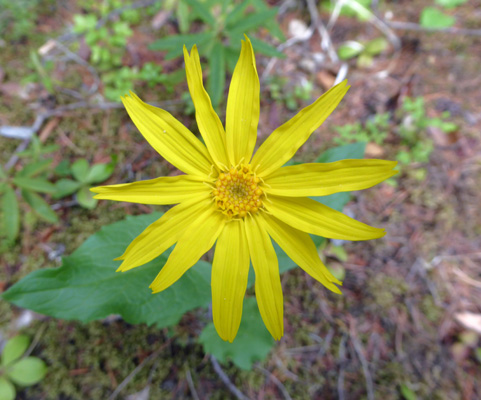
[400,383,417,400]
[7,357,47,386]
[357,53,373,68]
[207,42,225,109]
[149,32,214,52]
[338,41,364,60]
[54,160,71,177]
[16,159,53,178]
[71,159,90,183]
[2,213,213,328]
[199,297,274,369]
[225,0,250,28]
[183,0,215,26]
[52,179,82,199]
[0,377,16,400]
[1,335,30,366]
[316,142,366,163]
[248,36,285,58]
[176,1,190,33]
[12,177,56,194]
[227,8,278,38]
[85,161,116,184]
[0,165,7,180]
[420,7,455,28]
[364,37,388,56]
[249,1,284,40]
[2,185,20,241]
[435,0,468,8]
[76,186,98,209]
[21,190,58,223]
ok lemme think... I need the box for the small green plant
[53,157,116,209]
[420,0,468,28]
[396,96,456,176]
[73,14,133,71]
[331,97,457,183]
[267,76,314,111]
[0,0,46,41]
[0,335,47,400]
[338,37,389,68]
[334,112,390,146]
[0,137,59,248]
[150,0,285,108]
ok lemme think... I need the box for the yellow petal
[91,174,211,204]
[184,45,229,169]
[262,213,342,293]
[264,160,398,197]
[121,93,213,177]
[265,195,385,241]
[225,36,260,166]
[212,219,250,342]
[116,193,212,272]
[149,204,225,293]
[251,80,350,177]
[244,214,283,340]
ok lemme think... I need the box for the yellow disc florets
[213,164,263,218]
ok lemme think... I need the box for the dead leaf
[455,312,481,335]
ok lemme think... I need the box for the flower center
[213,164,263,218]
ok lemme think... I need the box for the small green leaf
[2,185,20,241]
[248,36,286,58]
[420,7,455,28]
[338,41,364,60]
[71,159,90,183]
[0,377,16,400]
[199,297,274,370]
[330,245,348,262]
[76,186,98,209]
[400,383,417,400]
[7,357,47,386]
[1,335,30,366]
[227,9,278,38]
[21,190,58,223]
[2,212,213,328]
[85,162,115,184]
[435,0,468,8]
[207,42,226,109]
[16,159,53,178]
[54,160,71,177]
[52,179,82,199]
[357,53,373,68]
[176,1,190,33]
[225,0,250,28]
[149,32,214,52]
[364,37,388,56]
[183,0,215,26]
[13,177,56,193]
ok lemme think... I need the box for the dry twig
[255,365,293,400]
[210,356,250,400]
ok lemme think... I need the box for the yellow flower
[91,36,397,342]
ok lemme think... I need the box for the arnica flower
[91,36,397,342]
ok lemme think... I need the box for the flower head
[91,36,397,342]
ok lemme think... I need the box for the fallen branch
[386,20,481,37]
